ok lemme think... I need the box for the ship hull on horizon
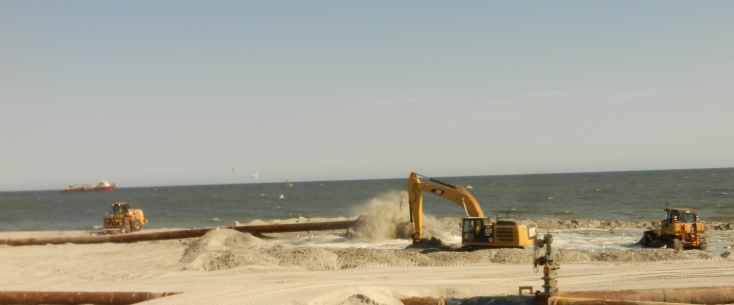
[62,181,117,193]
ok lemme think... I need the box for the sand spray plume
[351,191,449,241]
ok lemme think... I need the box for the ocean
[1,168,733,232]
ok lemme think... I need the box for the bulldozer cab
[664,208,698,224]
[660,207,703,240]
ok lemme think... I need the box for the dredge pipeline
[0,291,180,305]
[0,217,361,246]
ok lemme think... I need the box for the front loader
[103,202,148,233]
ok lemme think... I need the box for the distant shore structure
[62,180,116,193]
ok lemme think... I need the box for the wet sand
[1,216,734,305]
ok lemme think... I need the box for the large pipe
[0,218,360,246]
[400,296,440,305]
[558,286,734,304]
[400,296,535,305]
[398,296,669,305]
[551,297,695,305]
[0,291,180,305]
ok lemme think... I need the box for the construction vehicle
[640,207,707,251]
[103,202,148,233]
[407,172,537,248]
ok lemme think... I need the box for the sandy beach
[2,216,734,305]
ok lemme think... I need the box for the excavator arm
[407,172,484,244]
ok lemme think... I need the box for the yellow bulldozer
[640,207,707,251]
[103,202,148,233]
[407,172,537,248]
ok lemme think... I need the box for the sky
[1,1,733,191]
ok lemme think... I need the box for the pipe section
[559,286,734,304]
[551,297,691,305]
[0,218,359,246]
[0,291,180,305]
[400,296,440,305]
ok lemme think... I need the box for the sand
[3,207,734,304]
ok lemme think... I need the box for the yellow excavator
[407,172,537,248]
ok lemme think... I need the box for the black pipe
[0,218,360,246]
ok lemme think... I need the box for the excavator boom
[408,172,485,243]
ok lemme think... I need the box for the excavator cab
[461,217,537,247]
[462,217,484,242]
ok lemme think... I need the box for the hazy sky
[2,1,733,191]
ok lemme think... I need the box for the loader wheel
[121,222,129,234]
[132,219,142,232]
[673,239,683,252]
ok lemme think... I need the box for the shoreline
[2,216,733,245]
[1,217,733,305]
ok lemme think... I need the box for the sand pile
[529,218,655,230]
[708,222,734,231]
[181,230,537,271]
[180,228,278,271]
[178,227,731,273]
[181,229,344,271]
[532,217,734,232]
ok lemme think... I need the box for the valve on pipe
[533,232,559,297]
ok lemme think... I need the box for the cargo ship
[62,180,117,193]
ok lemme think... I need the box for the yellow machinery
[641,207,707,251]
[103,202,148,233]
[407,172,537,248]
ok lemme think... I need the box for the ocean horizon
[1,167,732,232]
